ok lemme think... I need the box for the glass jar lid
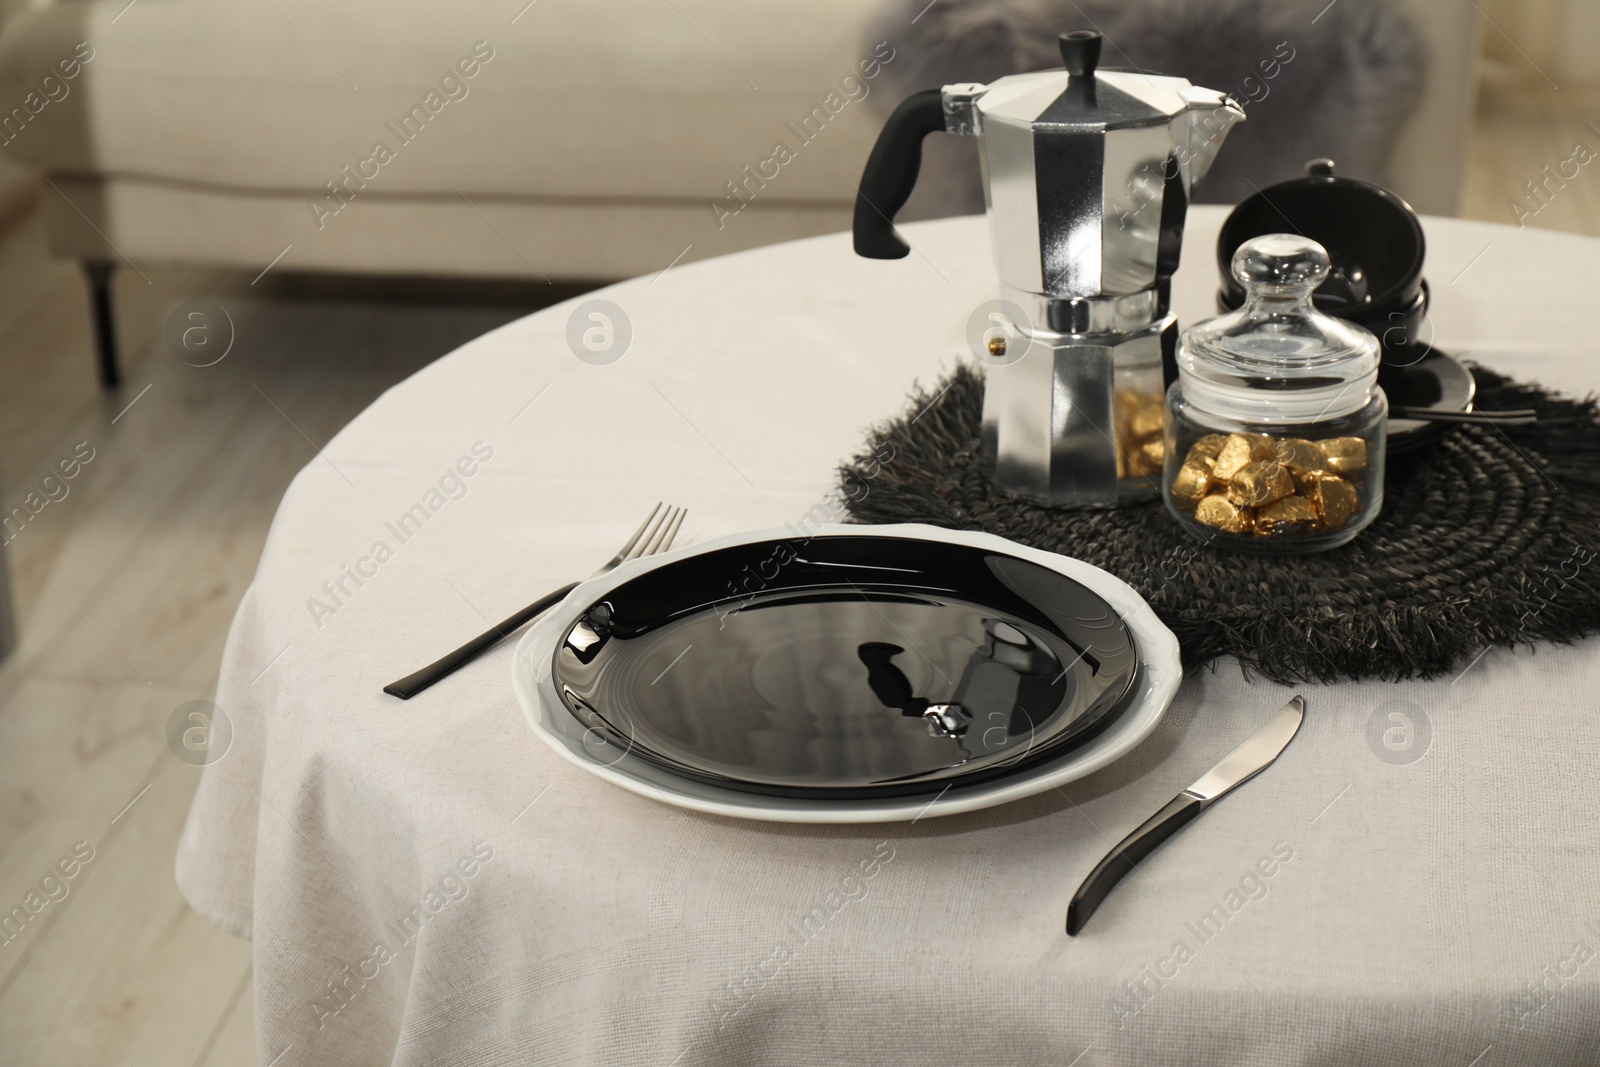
[1178,234,1381,422]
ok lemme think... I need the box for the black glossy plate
[1386,345,1475,454]
[551,536,1139,800]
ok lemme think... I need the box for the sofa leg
[0,543,15,664]
[83,261,120,389]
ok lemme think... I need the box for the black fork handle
[384,580,580,700]
[852,89,948,259]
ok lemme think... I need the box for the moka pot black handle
[852,88,946,259]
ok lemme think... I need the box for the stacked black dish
[1216,159,1474,452]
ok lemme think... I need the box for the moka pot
[853,31,1245,507]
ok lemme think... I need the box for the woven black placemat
[838,363,1600,683]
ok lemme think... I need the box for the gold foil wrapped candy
[1227,460,1295,508]
[1194,493,1253,533]
[1115,387,1167,479]
[1303,471,1360,529]
[1256,496,1321,535]
[1170,461,1214,511]
[1167,434,1233,513]
[1210,433,1274,481]
[1319,436,1367,475]
[1274,438,1328,476]
[1129,403,1165,441]
[1173,431,1369,540]
[1187,434,1230,471]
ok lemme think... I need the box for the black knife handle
[1065,793,1203,935]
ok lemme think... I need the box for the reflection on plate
[513,524,1181,823]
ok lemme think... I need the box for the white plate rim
[511,522,1181,823]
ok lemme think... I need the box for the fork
[383,503,687,699]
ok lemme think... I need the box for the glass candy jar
[1163,234,1386,553]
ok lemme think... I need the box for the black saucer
[1385,346,1474,454]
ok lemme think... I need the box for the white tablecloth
[178,208,1600,1066]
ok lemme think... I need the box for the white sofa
[0,0,1480,386]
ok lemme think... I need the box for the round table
[179,207,1600,1066]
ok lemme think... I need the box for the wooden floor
[0,215,540,1065]
[0,72,1595,1065]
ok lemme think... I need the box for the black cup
[1216,159,1428,382]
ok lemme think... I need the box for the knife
[1065,695,1305,936]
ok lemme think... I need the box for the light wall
[1483,0,1600,85]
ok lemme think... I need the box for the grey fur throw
[866,0,1427,219]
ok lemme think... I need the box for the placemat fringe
[839,363,1600,683]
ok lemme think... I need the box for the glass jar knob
[1232,234,1329,301]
